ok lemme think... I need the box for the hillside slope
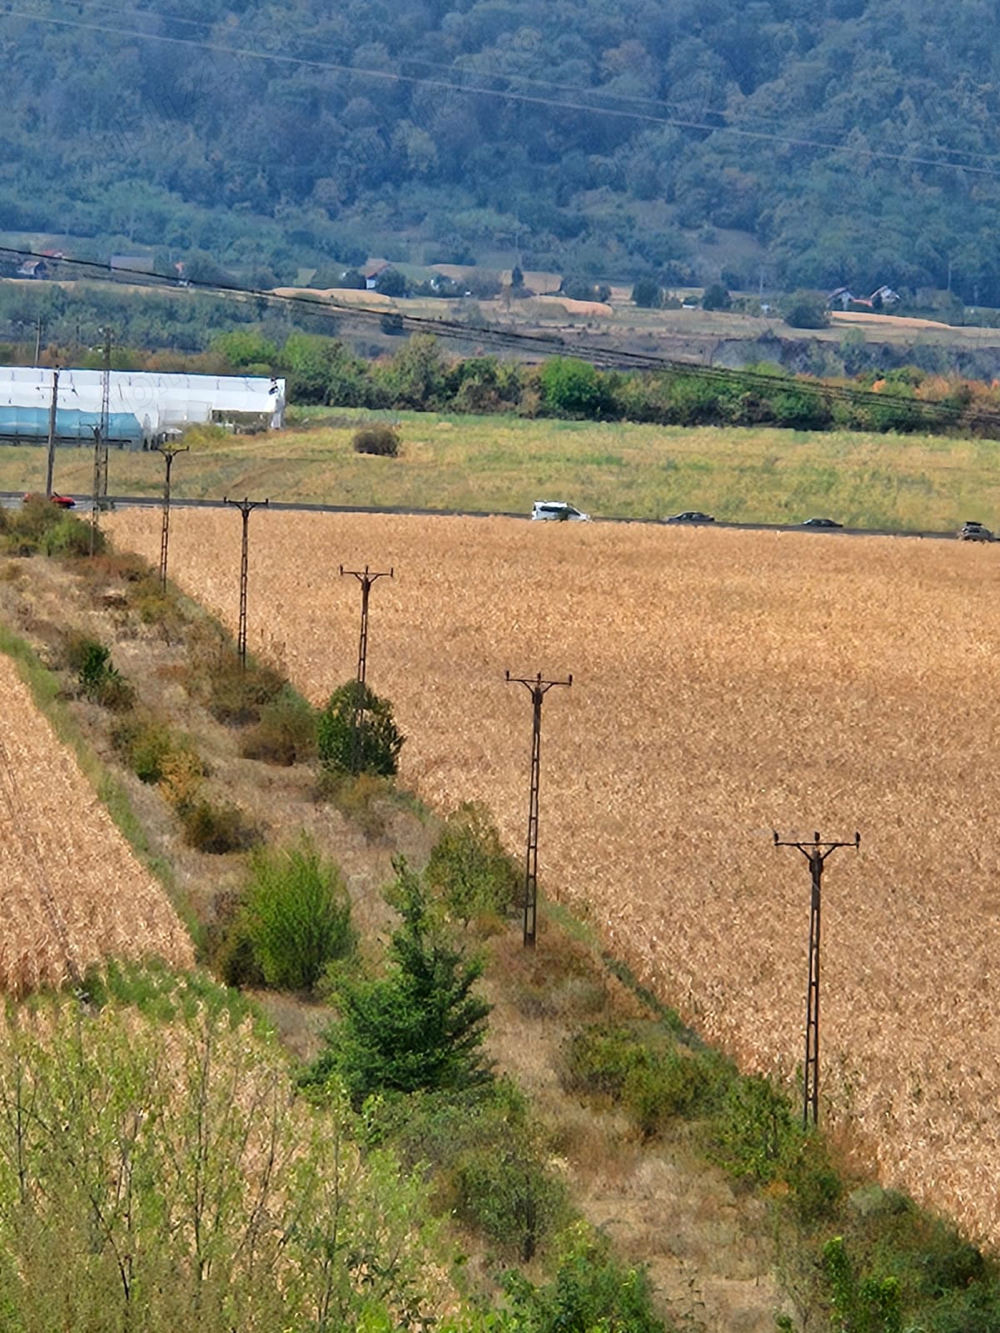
[108,505,1000,1251]
[3,0,999,296]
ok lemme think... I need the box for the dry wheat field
[0,652,194,992]
[109,507,1000,1245]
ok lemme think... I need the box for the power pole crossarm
[506,671,572,948]
[224,496,269,669]
[773,830,860,1128]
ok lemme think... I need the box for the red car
[23,492,76,509]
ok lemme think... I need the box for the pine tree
[307,862,493,1103]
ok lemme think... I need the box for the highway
[0,491,975,542]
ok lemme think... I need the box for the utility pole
[153,440,188,591]
[773,830,860,1128]
[33,315,42,367]
[98,327,111,498]
[89,425,102,557]
[224,496,269,669]
[44,367,59,499]
[505,671,572,947]
[340,564,393,773]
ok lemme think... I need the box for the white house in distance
[0,367,286,448]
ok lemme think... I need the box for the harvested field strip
[109,508,1000,1247]
[0,646,194,992]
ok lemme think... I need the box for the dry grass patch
[0,649,194,993]
[107,506,1000,1247]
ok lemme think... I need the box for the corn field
[0,652,194,992]
[110,508,1000,1247]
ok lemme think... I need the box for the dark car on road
[958,520,995,542]
[801,517,843,528]
[666,510,715,524]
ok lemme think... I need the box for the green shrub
[563,1023,643,1099]
[621,1050,716,1136]
[317,679,404,777]
[203,889,265,988]
[454,1142,568,1261]
[110,715,176,782]
[12,495,64,543]
[239,687,317,765]
[42,514,100,557]
[425,801,521,924]
[353,424,400,456]
[785,1131,843,1222]
[503,1223,667,1333]
[564,1023,719,1136]
[242,838,354,991]
[708,1072,796,1184]
[178,798,261,854]
[68,635,135,711]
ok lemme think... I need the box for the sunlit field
[109,507,1000,1246]
[0,649,194,993]
[4,410,1000,529]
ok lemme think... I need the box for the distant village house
[364,262,390,290]
[15,259,48,279]
[827,284,900,310]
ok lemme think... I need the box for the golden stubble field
[109,507,1000,1245]
[0,653,194,992]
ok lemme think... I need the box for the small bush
[317,679,404,777]
[110,716,176,783]
[187,623,286,724]
[564,1023,722,1136]
[68,635,135,711]
[352,424,400,456]
[239,687,317,765]
[242,838,354,991]
[454,1143,568,1261]
[785,1131,843,1222]
[203,889,264,988]
[313,769,389,840]
[157,747,207,811]
[43,514,99,558]
[425,801,521,924]
[11,495,64,543]
[503,1224,666,1333]
[178,798,261,854]
[708,1072,796,1184]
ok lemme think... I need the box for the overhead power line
[3,244,998,433]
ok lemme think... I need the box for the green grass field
[2,408,999,530]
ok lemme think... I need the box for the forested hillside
[3,0,999,299]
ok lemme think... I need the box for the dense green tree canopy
[3,0,1000,298]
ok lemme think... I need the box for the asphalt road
[0,491,976,541]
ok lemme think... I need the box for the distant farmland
[109,508,1000,1247]
[5,411,1000,530]
[0,650,194,992]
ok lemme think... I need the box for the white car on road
[531,500,590,522]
